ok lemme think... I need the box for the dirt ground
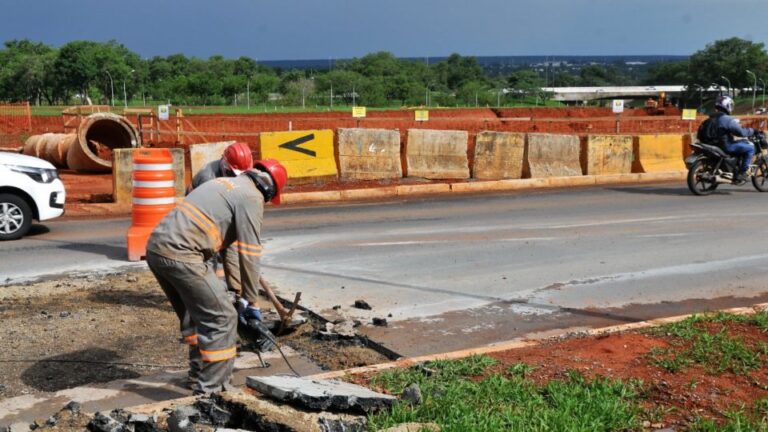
[0,271,185,398]
[0,269,388,400]
[485,331,768,427]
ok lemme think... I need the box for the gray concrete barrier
[473,131,525,180]
[406,129,469,179]
[584,135,633,175]
[189,141,236,178]
[527,134,582,177]
[338,128,402,180]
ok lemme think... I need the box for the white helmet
[715,95,734,115]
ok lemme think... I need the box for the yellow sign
[415,110,429,121]
[260,130,337,178]
[682,109,697,121]
[352,106,367,118]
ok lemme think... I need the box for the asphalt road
[3,182,768,356]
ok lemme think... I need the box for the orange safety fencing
[0,102,32,148]
[4,105,754,152]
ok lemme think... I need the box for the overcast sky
[1,0,767,60]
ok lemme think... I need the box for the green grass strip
[367,355,643,432]
[648,311,768,375]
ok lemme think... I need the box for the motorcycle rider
[711,95,755,184]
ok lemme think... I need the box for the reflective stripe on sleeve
[235,241,262,257]
[182,334,198,346]
[178,202,222,248]
[199,346,237,362]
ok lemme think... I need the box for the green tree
[0,39,56,104]
[644,60,690,85]
[507,69,545,101]
[578,65,626,86]
[433,53,486,90]
[688,37,768,90]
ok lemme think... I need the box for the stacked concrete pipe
[23,112,140,172]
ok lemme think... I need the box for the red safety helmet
[254,159,288,204]
[221,142,254,175]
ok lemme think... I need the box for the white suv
[0,152,66,240]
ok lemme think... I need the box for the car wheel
[0,193,32,240]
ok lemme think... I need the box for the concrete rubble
[246,376,396,413]
[318,320,358,339]
[352,300,372,310]
[215,391,367,432]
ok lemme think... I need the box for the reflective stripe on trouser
[146,251,238,394]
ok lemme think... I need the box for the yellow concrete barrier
[473,131,524,180]
[406,129,469,179]
[337,128,402,180]
[189,141,236,178]
[261,129,337,179]
[634,134,686,173]
[527,134,582,177]
[584,135,633,175]
[112,148,185,204]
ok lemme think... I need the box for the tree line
[0,38,765,108]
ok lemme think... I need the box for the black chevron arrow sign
[278,133,316,157]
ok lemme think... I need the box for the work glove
[237,298,262,324]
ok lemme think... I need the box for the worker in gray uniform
[188,142,254,277]
[146,159,287,394]
[188,142,253,192]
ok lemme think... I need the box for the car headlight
[6,165,60,183]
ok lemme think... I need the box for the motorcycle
[685,126,768,195]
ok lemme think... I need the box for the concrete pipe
[22,134,44,158]
[43,134,76,167]
[67,113,140,172]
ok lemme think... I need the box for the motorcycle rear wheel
[687,159,719,196]
[752,158,768,192]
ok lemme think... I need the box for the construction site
[3,102,768,431]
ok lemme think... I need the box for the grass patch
[647,311,768,375]
[688,398,768,431]
[367,355,643,431]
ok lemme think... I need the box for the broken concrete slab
[318,321,358,340]
[3,423,30,432]
[88,411,124,432]
[167,404,202,432]
[246,376,396,413]
[215,391,366,432]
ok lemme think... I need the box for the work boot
[734,172,748,185]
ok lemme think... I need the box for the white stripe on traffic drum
[133,197,177,205]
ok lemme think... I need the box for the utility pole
[123,69,134,108]
[759,78,766,108]
[720,75,732,98]
[746,70,757,112]
[104,70,114,106]
[247,77,251,110]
